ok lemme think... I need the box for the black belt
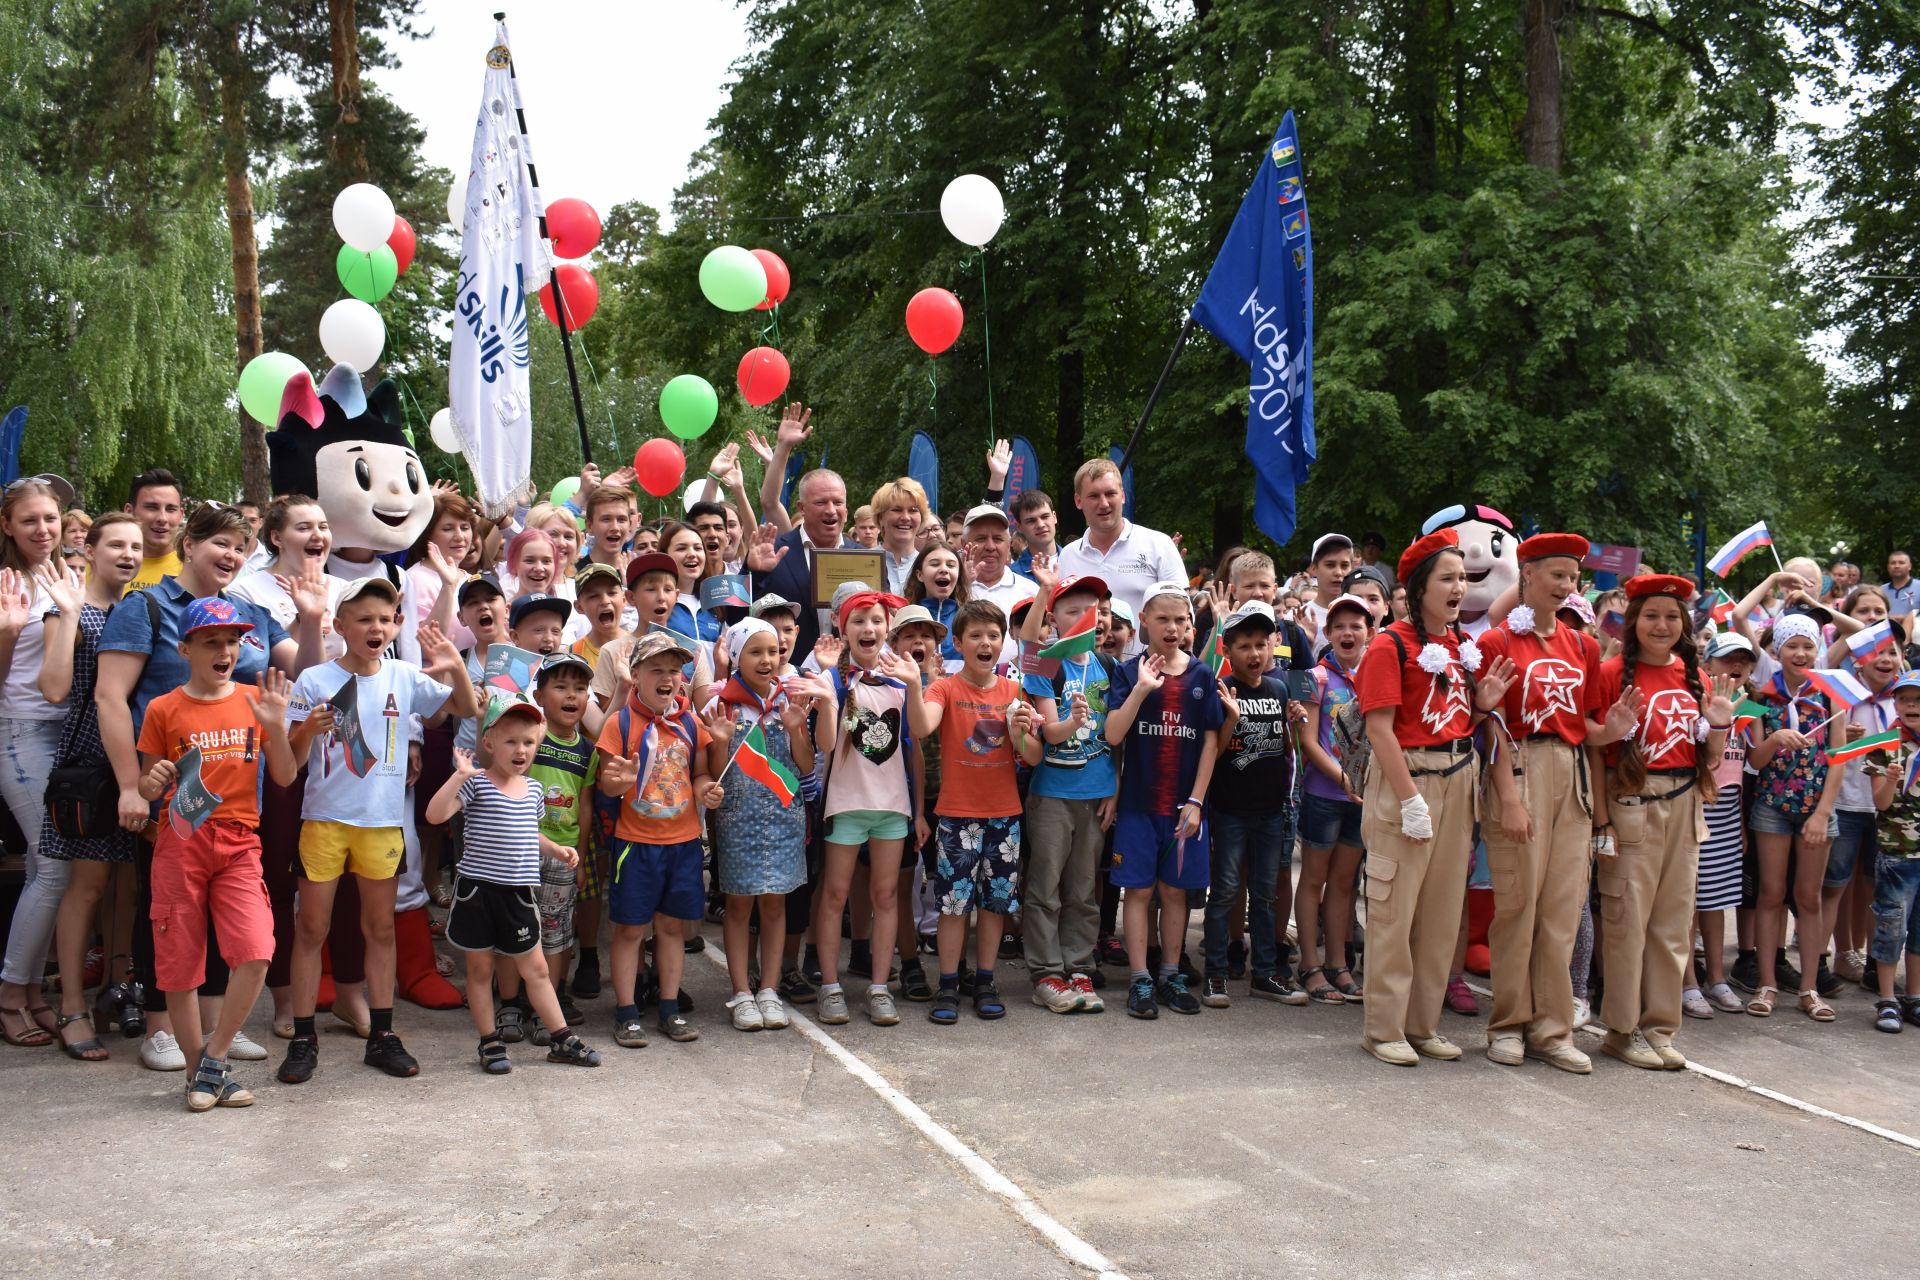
[1523,732,1577,744]
[1640,768,1697,803]
[1407,741,1475,778]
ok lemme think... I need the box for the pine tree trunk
[219,24,269,503]
[1522,0,1564,173]
[328,0,367,180]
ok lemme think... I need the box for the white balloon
[318,299,386,370]
[446,172,469,229]
[940,174,1005,248]
[429,408,461,454]
[333,182,397,253]
[682,476,717,512]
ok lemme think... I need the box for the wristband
[1184,797,1204,808]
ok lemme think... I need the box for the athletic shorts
[1110,809,1211,892]
[607,838,704,926]
[825,807,911,847]
[446,875,540,956]
[298,820,403,882]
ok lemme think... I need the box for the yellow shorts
[298,821,404,882]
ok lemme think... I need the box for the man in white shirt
[1885,549,1919,617]
[961,503,1037,665]
[1055,456,1183,655]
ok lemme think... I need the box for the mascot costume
[1421,501,1520,979]
[268,366,462,1011]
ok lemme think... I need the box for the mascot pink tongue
[1420,502,1517,638]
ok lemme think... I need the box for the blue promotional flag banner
[0,406,24,486]
[1004,435,1040,515]
[1107,444,1137,521]
[448,18,549,516]
[907,430,940,513]
[1190,109,1315,546]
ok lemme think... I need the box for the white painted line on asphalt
[702,945,1131,1279]
[1461,977,1920,1152]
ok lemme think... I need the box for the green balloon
[551,476,582,508]
[238,351,309,425]
[337,243,399,303]
[659,374,719,440]
[697,245,768,313]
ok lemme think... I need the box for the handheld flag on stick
[1191,110,1314,545]
[1730,697,1769,740]
[1828,727,1902,764]
[1706,521,1776,578]
[1038,608,1098,660]
[1845,621,1897,664]
[720,720,798,808]
[1707,589,1738,625]
[1805,668,1871,710]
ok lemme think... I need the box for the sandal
[478,1036,512,1074]
[0,1003,53,1047]
[546,1033,602,1067]
[1300,965,1343,1005]
[929,989,960,1026]
[1746,985,1777,1017]
[1875,998,1904,1034]
[1798,989,1836,1022]
[900,961,932,1002]
[27,1003,58,1036]
[56,1011,109,1061]
[1329,966,1365,1002]
[973,980,1006,1020]
[1902,995,1920,1029]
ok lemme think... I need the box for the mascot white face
[1422,502,1517,635]
[313,438,431,553]
[267,372,434,556]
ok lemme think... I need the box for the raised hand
[419,622,461,678]
[702,701,736,748]
[707,441,742,486]
[1703,674,1738,728]
[602,465,636,493]
[33,562,83,616]
[279,561,332,622]
[0,568,32,634]
[577,462,602,499]
[431,478,459,499]
[742,427,775,466]
[600,751,641,794]
[1602,685,1645,740]
[811,635,845,671]
[986,438,1011,486]
[1028,552,1058,592]
[451,745,480,777]
[252,668,293,730]
[776,403,814,450]
[1473,655,1518,711]
[1217,678,1240,720]
[875,649,915,684]
[744,522,790,573]
[1207,578,1232,620]
[1135,653,1167,694]
[426,540,464,587]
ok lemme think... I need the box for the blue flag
[1004,435,1041,515]
[1190,110,1315,546]
[0,407,24,486]
[1106,445,1136,521]
[907,430,940,513]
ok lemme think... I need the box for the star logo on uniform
[1420,666,1471,736]
[1643,689,1698,762]
[1521,659,1583,733]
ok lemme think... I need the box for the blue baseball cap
[1891,671,1920,695]
[183,596,254,636]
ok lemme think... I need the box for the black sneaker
[1126,976,1158,1019]
[559,996,584,1027]
[364,1031,420,1077]
[1088,968,1108,989]
[570,956,602,999]
[1693,953,1708,987]
[119,982,147,1040]
[999,933,1021,960]
[802,949,823,986]
[277,1034,319,1084]
[1201,976,1231,1007]
[846,942,873,979]
[1863,956,1880,992]
[1248,973,1310,1005]
[1227,938,1247,980]
[1729,950,1760,994]
[684,935,706,955]
[657,1010,699,1043]
[778,967,817,1005]
[1157,973,1201,1015]
[1775,951,1803,991]
[1177,952,1202,983]
[1816,957,1845,998]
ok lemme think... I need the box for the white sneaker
[141,1030,186,1072]
[755,988,789,1029]
[223,1031,270,1061]
[1706,982,1745,1013]
[1572,997,1593,1031]
[726,992,765,1032]
[1681,988,1714,1020]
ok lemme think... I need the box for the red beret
[1518,533,1589,562]
[1623,573,1696,604]
[1397,527,1461,582]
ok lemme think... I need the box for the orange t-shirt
[135,685,265,829]
[925,673,1024,818]
[594,700,713,846]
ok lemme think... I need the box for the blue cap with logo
[183,596,255,637]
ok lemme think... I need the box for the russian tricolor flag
[1706,520,1773,577]
[1845,620,1896,664]
[1805,668,1872,709]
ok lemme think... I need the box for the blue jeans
[1871,858,1920,965]
[1203,808,1293,980]
[1825,810,1878,888]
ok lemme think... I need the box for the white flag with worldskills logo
[448,18,549,516]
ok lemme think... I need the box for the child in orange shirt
[134,598,299,1111]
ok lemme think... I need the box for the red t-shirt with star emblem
[1476,621,1601,745]
[1592,655,1700,771]
[1357,621,1474,747]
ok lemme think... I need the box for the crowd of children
[3,434,1920,1113]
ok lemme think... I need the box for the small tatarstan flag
[1828,727,1902,764]
[1731,698,1769,739]
[1038,607,1099,660]
[733,722,798,808]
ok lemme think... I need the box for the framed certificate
[810,548,886,608]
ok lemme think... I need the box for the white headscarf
[1771,613,1820,654]
[725,617,778,665]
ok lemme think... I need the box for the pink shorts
[150,818,274,992]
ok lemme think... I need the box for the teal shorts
[825,808,912,846]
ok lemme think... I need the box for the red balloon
[634,437,686,498]
[751,249,790,310]
[546,197,602,259]
[736,347,791,407]
[538,264,600,331]
[905,287,964,355]
[387,215,417,275]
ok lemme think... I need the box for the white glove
[1399,793,1433,840]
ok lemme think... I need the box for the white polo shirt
[1057,519,1184,654]
[969,567,1039,665]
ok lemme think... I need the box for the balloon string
[978,251,995,446]
[758,304,782,351]
[927,362,939,412]
[566,326,626,463]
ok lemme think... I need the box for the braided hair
[1610,593,1715,799]
[1404,546,1475,701]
